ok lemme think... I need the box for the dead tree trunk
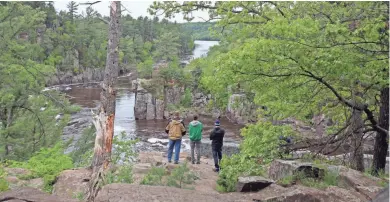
[372,87,389,175]
[87,1,121,201]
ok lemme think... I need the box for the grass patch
[277,175,295,187]
[0,166,9,192]
[364,168,389,187]
[277,169,339,189]
[141,163,198,189]
[72,191,85,201]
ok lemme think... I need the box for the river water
[64,40,242,154]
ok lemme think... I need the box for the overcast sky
[54,1,210,23]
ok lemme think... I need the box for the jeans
[167,139,182,163]
[212,146,222,170]
[190,140,201,163]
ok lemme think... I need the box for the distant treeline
[181,22,221,41]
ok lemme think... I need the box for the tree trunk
[372,87,389,175]
[87,1,121,201]
[349,108,365,172]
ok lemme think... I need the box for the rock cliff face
[133,79,166,120]
[226,94,258,124]
[46,68,105,86]
[46,67,133,86]
[134,79,186,120]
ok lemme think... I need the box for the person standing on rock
[165,112,186,164]
[210,120,225,172]
[189,115,203,164]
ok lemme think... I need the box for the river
[63,40,242,155]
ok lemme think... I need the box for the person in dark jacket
[210,120,225,172]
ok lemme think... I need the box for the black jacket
[210,127,225,149]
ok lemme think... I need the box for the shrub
[112,132,139,165]
[140,167,166,185]
[167,162,198,189]
[70,126,95,167]
[104,165,134,185]
[141,163,198,189]
[216,121,293,192]
[115,165,133,184]
[217,154,265,192]
[8,143,73,192]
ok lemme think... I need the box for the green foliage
[137,56,154,79]
[102,132,138,185]
[72,191,85,201]
[180,88,192,108]
[115,165,133,183]
[217,121,295,192]
[240,122,297,164]
[364,168,389,187]
[150,2,388,141]
[217,154,265,192]
[8,143,73,192]
[167,162,198,189]
[0,3,76,162]
[278,170,339,189]
[0,166,9,192]
[104,165,134,185]
[181,22,222,41]
[112,132,139,165]
[140,167,166,186]
[70,126,95,167]
[278,175,295,187]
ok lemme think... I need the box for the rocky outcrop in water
[134,79,185,120]
[133,79,165,120]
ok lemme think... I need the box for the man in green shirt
[189,115,203,164]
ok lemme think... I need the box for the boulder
[0,187,78,202]
[236,176,274,192]
[371,186,389,202]
[95,183,244,202]
[26,178,45,190]
[338,167,384,200]
[257,185,363,202]
[137,152,165,166]
[268,160,325,181]
[133,163,153,174]
[52,168,91,199]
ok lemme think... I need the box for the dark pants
[212,146,222,170]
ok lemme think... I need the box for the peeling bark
[88,1,121,201]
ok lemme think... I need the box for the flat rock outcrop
[95,183,246,202]
[53,168,92,199]
[0,187,78,202]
